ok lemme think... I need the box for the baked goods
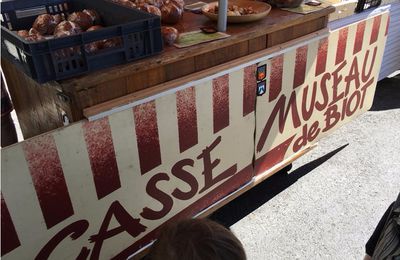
[145,0,164,8]
[12,6,139,52]
[102,37,123,49]
[54,21,82,38]
[161,26,178,45]
[112,0,137,8]
[85,25,104,53]
[171,0,184,9]
[25,33,46,42]
[53,14,64,24]
[86,25,104,32]
[160,0,183,24]
[28,27,41,36]
[140,4,162,16]
[83,9,101,25]
[205,4,256,15]
[68,11,93,30]
[32,14,58,35]
[16,29,46,42]
[112,0,184,24]
[16,29,43,41]
[17,30,30,38]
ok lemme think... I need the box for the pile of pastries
[205,4,256,15]
[15,10,123,53]
[15,0,184,49]
[112,0,183,45]
[112,0,184,24]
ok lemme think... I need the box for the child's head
[147,218,246,260]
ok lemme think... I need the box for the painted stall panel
[1,66,256,259]
[255,13,389,174]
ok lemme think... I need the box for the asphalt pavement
[210,74,400,260]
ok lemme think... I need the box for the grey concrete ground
[211,75,400,260]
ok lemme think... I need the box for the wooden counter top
[60,5,335,89]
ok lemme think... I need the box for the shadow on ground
[210,144,349,228]
[370,76,400,111]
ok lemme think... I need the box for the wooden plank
[248,35,268,53]
[147,66,166,87]
[126,71,149,93]
[126,67,166,93]
[83,28,328,119]
[95,77,128,104]
[194,41,249,71]
[267,17,326,47]
[78,88,97,108]
[165,57,196,81]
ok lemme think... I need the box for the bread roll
[54,21,82,38]
[86,25,104,32]
[161,0,183,24]
[161,26,178,45]
[29,27,41,36]
[83,9,101,25]
[113,0,136,8]
[140,4,162,16]
[145,0,164,7]
[32,14,57,35]
[102,37,122,49]
[170,0,184,9]
[16,30,29,38]
[25,34,46,42]
[85,25,104,53]
[53,14,64,25]
[68,12,93,30]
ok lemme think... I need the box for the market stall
[2,0,334,139]
[0,0,391,259]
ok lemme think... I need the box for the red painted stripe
[213,74,230,133]
[293,45,308,89]
[254,135,295,175]
[269,54,284,102]
[243,64,257,116]
[315,38,328,76]
[176,87,198,153]
[113,164,253,259]
[370,15,382,44]
[23,134,74,229]
[134,101,162,174]
[1,195,21,256]
[385,15,390,36]
[353,21,366,55]
[83,118,121,199]
[336,27,348,65]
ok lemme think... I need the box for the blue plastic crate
[1,0,163,83]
